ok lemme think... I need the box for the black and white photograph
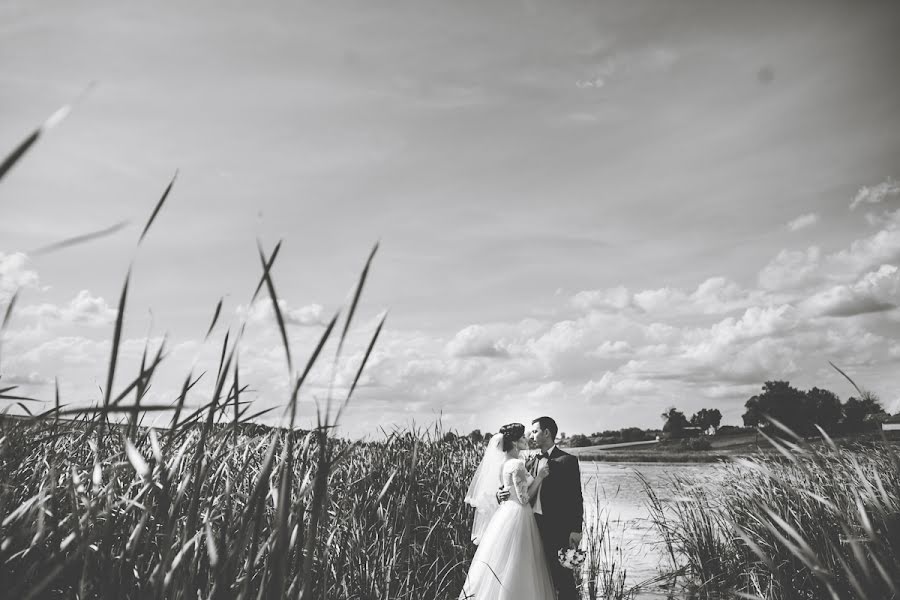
[1,0,899,598]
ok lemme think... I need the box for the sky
[1,0,899,439]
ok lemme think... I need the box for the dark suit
[535,446,583,600]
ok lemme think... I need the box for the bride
[460,422,556,599]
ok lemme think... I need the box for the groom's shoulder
[554,448,578,464]
[553,447,574,459]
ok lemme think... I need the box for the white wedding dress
[459,458,556,600]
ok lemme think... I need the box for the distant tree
[842,391,886,431]
[620,427,648,442]
[805,387,843,433]
[467,429,484,444]
[483,432,493,444]
[690,408,723,435]
[743,381,811,435]
[442,431,457,443]
[568,434,592,447]
[662,407,690,438]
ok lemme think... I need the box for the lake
[579,461,724,599]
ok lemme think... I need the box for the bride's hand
[536,459,550,480]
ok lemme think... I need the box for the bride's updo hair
[499,422,525,452]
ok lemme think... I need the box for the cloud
[828,222,900,277]
[688,305,800,350]
[787,213,819,231]
[0,252,39,302]
[801,264,900,317]
[21,290,117,326]
[714,337,800,384]
[22,336,111,365]
[239,298,327,327]
[446,324,510,358]
[758,246,822,290]
[849,178,900,210]
[573,277,756,317]
[526,380,564,401]
[701,383,761,400]
[633,287,687,313]
[1,372,51,386]
[581,372,657,402]
[571,286,631,312]
[588,340,632,359]
[760,201,900,291]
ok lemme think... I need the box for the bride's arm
[512,461,549,504]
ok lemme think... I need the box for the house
[883,414,900,432]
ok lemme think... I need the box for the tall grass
[643,429,900,599]
[0,106,639,599]
[0,103,477,598]
[0,418,486,599]
[580,488,634,600]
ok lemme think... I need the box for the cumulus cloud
[633,287,687,313]
[1,372,51,386]
[239,298,327,327]
[446,324,510,358]
[760,199,900,291]
[21,290,117,326]
[571,286,631,311]
[0,252,39,302]
[22,336,110,365]
[574,277,756,317]
[787,213,819,231]
[581,372,657,402]
[526,380,564,401]
[801,264,900,317]
[714,337,800,384]
[828,223,900,277]
[588,340,632,358]
[849,178,900,210]
[691,277,748,311]
[758,247,822,291]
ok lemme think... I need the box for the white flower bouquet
[557,547,586,570]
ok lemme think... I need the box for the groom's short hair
[532,416,558,439]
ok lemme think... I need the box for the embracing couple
[460,416,584,600]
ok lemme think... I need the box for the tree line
[741,380,886,435]
[452,380,889,447]
[660,407,723,438]
[660,380,888,439]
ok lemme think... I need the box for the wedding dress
[459,458,556,600]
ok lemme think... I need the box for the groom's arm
[555,454,584,540]
[569,457,583,534]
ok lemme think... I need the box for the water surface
[579,461,723,599]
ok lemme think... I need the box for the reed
[642,427,900,599]
[0,103,645,600]
[580,485,636,600]
[0,416,487,598]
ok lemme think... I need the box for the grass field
[0,417,646,599]
[642,430,900,599]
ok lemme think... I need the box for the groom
[500,416,583,599]
[529,416,583,600]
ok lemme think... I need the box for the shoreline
[575,451,732,463]
[565,430,900,463]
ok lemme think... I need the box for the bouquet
[557,547,586,570]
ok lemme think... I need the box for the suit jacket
[538,446,583,534]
